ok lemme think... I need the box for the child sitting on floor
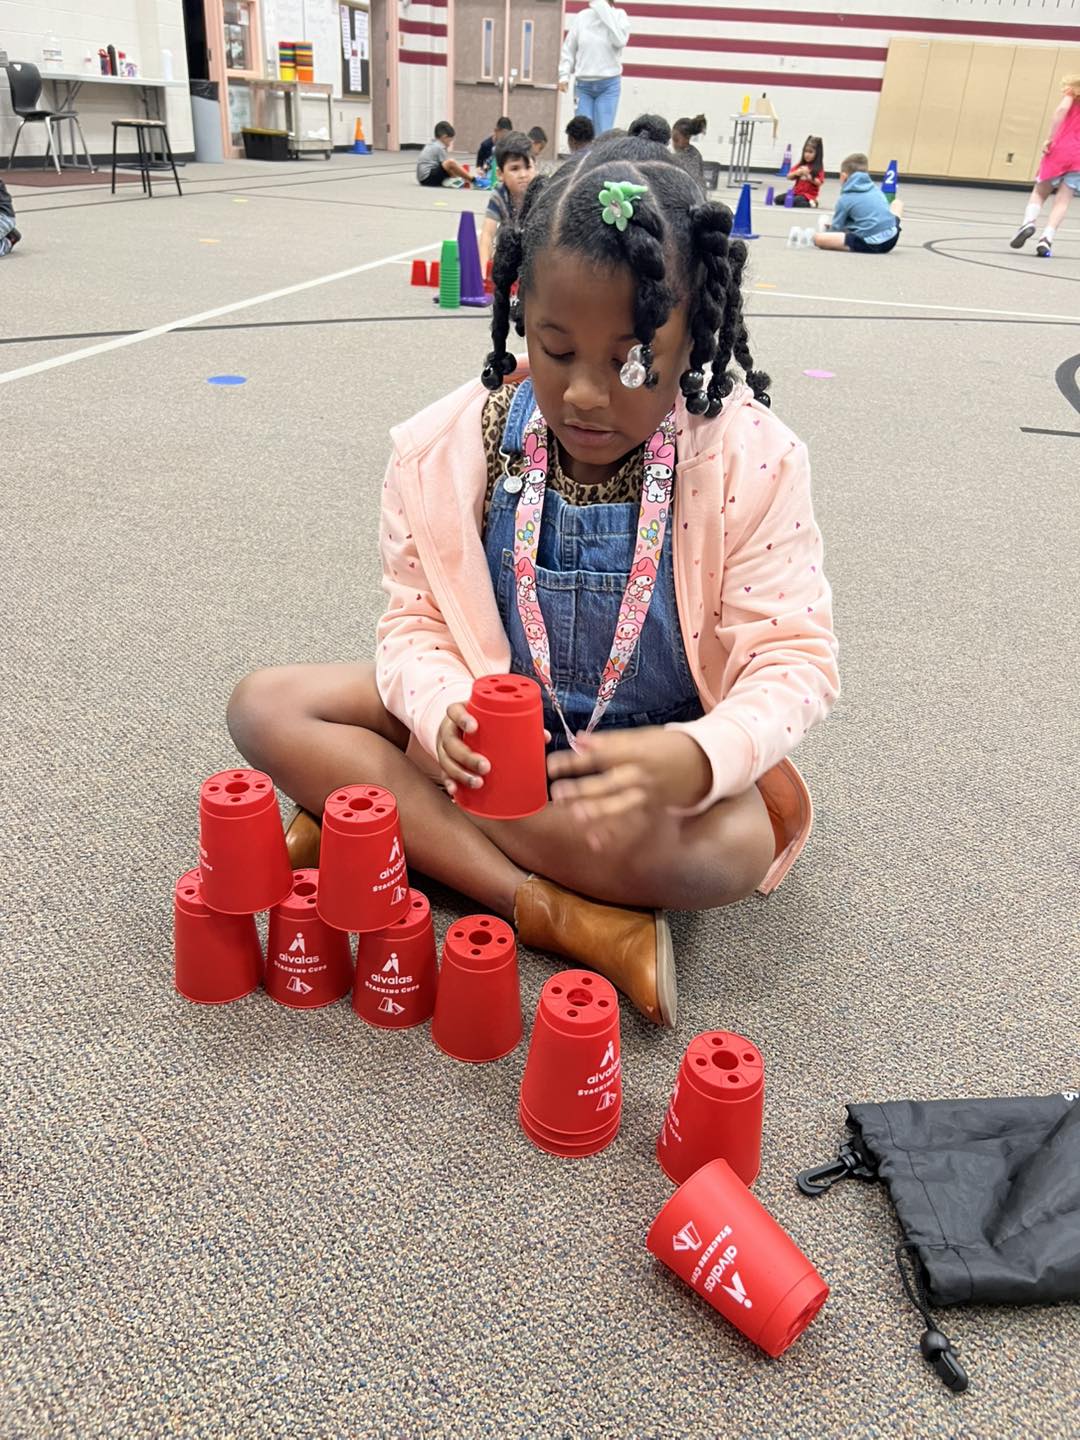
[814,152,899,253]
[479,130,537,273]
[416,121,472,188]
[0,179,22,257]
[774,135,824,207]
[227,133,838,1030]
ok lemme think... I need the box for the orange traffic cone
[352,118,370,155]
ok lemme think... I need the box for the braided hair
[481,134,770,416]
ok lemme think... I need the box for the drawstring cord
[895,1243,969,1393]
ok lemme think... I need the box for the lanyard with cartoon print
[509,404,677,750]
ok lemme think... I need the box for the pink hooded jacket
[375,371,839,892]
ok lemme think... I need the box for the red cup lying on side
[657,1030,764,1187]
[431,915,521,1062]
[519,970,621,1157]
[265,869,353,1009]
[453,674,547,821]
[174,867,262,1004]
[647,1158,828,1358]
[197,768,293,915]
[316,784,409,933]
[353,887,438,1029]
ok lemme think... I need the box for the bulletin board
[340,3,371,99]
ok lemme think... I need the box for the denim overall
[485,380,704,750]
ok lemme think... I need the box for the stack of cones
[437,238,460,309]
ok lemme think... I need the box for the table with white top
[39,72,187,170]
[727,113,776,188]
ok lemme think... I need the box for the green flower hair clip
[598,180,648,232]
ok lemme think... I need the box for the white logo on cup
[289,932,306,954]
[599,1041,616,1068]
[390,885,408,905]
[673,1222,702,1253]
[378,996,405,1015]
[596,1091,618,1112]
[722,1272,753,1309]
[388,837,402,865]
[382,952,400,974]
[286,976,313,995]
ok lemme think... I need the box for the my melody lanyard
[508,405,677,749]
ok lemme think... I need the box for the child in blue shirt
[814,152,899,253]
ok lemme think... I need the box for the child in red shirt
[774,136,825,208]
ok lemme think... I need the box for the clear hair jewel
[620,344,647,389]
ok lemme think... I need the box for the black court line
[5,310,1078,351]
[1019,426,1080,437]
[11,163,419,215]
[924,235,1080,283]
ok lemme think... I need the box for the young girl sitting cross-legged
[226,134,839,1028]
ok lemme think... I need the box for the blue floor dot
[207,374,247,386]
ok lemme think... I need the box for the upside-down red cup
[657,1031,764,1187]
[197,768,293,915]
[647,1158,828,1357]
[174,867,262,1003]
[265,869,353,1008]
[430,915,521,1062]
[316,784,409,933]
[453,674,548,821]
[519,971,621,1157]
[353,887,437,1029]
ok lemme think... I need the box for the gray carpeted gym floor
[2,152,1078,1440]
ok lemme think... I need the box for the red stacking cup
[353,887,438,1029]
[657,1030,764,1187]
[265,869,353,1009]
[197,768,293,915]
[430,915,521,1062]
[316,784,409,933]
[173,867,262,1004]
[647,1158,829,1358]
[519,971,621,1157]
[454,674,548,821]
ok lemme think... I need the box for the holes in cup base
[494,683,517,694]
[293,881,317,897]
[727,1075,741,1085]
[468,930,493,947]
[225,780,249,795]
[183,888,196,897]
[566,987,592,1008]
[567,1009,578,1017]
[694,1057,707,1067]
[348,797,374,812]
[412,898,424,908]
[712,1049,739,1070]
[551,986,562,995]
[744,1052,756,1064]
[597,999,609,1008]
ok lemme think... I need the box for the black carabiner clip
[796,1140,877,1196]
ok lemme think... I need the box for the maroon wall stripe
[406,0,448,8]
[630,34,888,61]
[566,2,1080,43]
[399,48,448,66]
[399,18,447,37]
[621,62,882,90]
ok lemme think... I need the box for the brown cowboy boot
[284,806,321,869]
[514,875,676,1027]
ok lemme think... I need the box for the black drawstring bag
[796,1091,1080,1392]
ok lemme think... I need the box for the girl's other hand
[437,704,489,795]
[547,728,712,850]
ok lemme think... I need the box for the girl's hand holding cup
[547,727,712,850]
[437,704,488,796]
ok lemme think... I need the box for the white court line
[0,241,441,388]
[750,288,1080,324]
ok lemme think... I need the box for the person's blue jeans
[575,76,621,136]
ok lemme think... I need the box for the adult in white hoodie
[558,0,630,137]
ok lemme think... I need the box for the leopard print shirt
[481,384,643,528]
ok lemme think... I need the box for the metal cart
[250,78,334,159]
